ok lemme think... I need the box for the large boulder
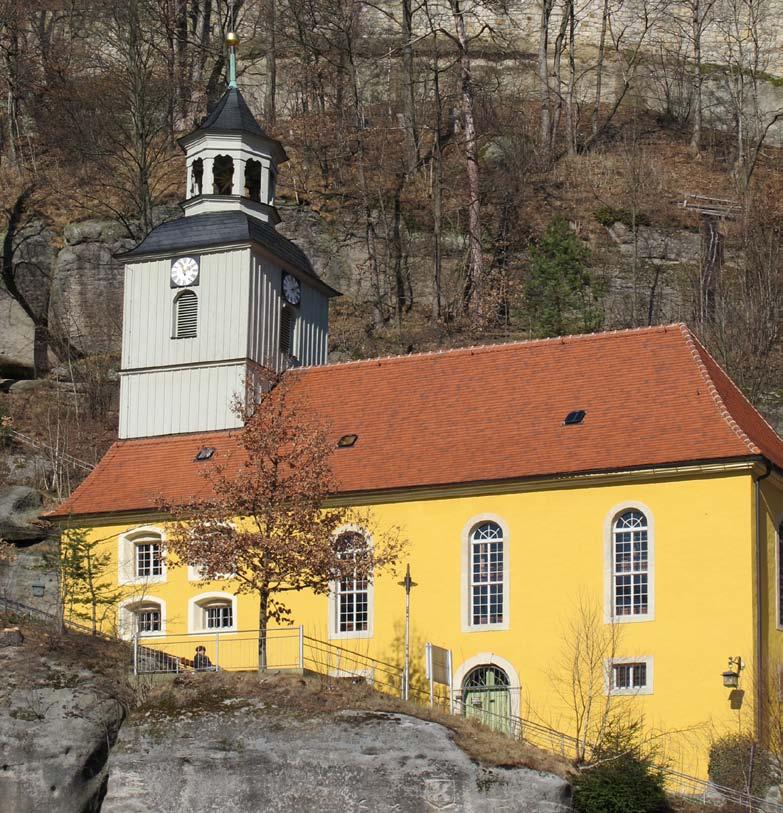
[105,703,572,811]
[0,486,48,543]
[0,628,128,813]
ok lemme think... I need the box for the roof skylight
[195,447,216,461]
[337,434,358,448]
[564,410,586,426]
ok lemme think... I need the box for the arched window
[470,521,504,626]
[118,528,166,584]
[190,158,203,197]
[461,665,511,733]
[174,290,198,338]
[213,154,234,194]
[612,510,649,617]
[118,597,166,639]
[244,159,261,202]
[330,530,371,638]
[189,592,236,632]
[279,304,295,356]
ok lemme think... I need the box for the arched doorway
[462,664,511,734]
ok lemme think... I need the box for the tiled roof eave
[47,454,763,522]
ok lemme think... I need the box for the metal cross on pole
[398,564,418,701]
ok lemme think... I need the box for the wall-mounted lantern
[722,656,743,688]
[31,584,45,598]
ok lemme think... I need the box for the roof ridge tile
[677,324,760,454]
[297,323,685,372]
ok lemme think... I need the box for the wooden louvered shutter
[176,291,198,338]
[279,305,293,355]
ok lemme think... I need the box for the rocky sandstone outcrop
[0,629,128,813]
[105,705,572,812]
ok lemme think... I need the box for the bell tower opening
[213,155,234,195]
[245,159,261,202]
[191,158,203,197]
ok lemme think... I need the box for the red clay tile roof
[49,324,783,519]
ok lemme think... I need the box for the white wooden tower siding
[116,34,338,440]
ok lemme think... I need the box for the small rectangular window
[609,659,652,694]
[137,608,161,633]
[136,543,162,578]
[205,605,233,629]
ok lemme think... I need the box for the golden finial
[225,32,240,47]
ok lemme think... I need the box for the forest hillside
[1,0,782,496]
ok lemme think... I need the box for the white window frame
[188,592,238,633]
[461,514,510,632]
[605,656,654,696]
[118,596,166,640]
[328,525,373,641]
[118,527,167,586]
[604,503,655,624]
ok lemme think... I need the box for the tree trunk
[401,0,419,167]
[538,0,554,154]
[449,0,484,316]
[689,0,703,155]
[432,42,444,321]
[258,587,269,671]
[265,0,277,126]
[591,0,610,137]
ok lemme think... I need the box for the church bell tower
[116,34,339,440]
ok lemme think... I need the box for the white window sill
[329,629,373,641]
[120,574,167,587]
[608,613,654,625]
[463,621,509,633]
[608,686,653,696]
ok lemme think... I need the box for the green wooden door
[463,667,511,734]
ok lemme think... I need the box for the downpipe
[755,460,772,741]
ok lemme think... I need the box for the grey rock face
[0,648,126,813]
[607,222,701,264]
[104,708,572,812]
[0,486,48,543]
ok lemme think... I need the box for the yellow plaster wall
[79,470,756,778]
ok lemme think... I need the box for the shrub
[572,719,670,813]
[708,733,772,798]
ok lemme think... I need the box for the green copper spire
[226,32,239,89]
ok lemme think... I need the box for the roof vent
[195,447,216,461]
[564,410,586,426]
[337,434,358,448]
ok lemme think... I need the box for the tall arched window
[174,290,198,338]
[612,510,649,617]
[330,530,371,638]
[470,521,504,626]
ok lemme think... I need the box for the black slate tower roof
[198,88,266,137]
[117,211,339,297]
[178,87,287,162]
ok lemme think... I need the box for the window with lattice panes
[609,659,651,694]
[335,532,369,633]
[612,510,649,617]
[135,541,162,578]
[205,603,233,629]
[470,522,504,626]
[136,605,161,633]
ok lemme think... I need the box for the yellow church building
[48,46,783,781]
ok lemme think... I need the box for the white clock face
[282,273,301,305]
[171,256,199,287]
